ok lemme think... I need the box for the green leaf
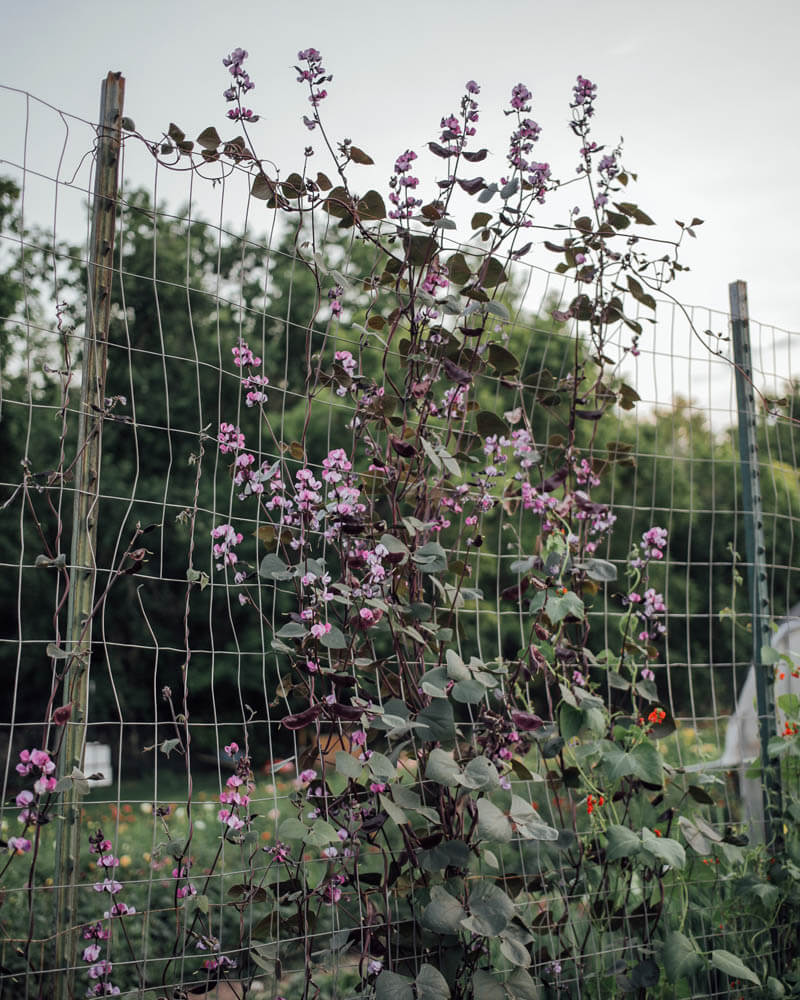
[418,840,471,871]
[767,977,786,998]
[159,738,182,759]
[710,950,760,987]
[447,252,472,284]
[278,818,308,840]
[687,784,715,805]
[606,824,641,862]
[545,591,585,624]
[465,881,515,936]
[420,886,467,934]
[416,964,451,1000]
[630,959,659,989]
[425,748,461,785]
[678,815,720,855]
[421,666,449,698]
[452,677,487,704]
[335,750,362,780]
[406,234,438,266]
[357,189,386,221]
[485,301,510,322]
[615,201,656,225]
[626,275,657,311]
[476,411,509,439]
[500,934,530,967]
[305,819,339,846]
[560,703,584,742]
[778,691,800,718]
[602,741,663,785]
[196,126,221,150]
[251,173,277,200]
[379,794,409,825]
[412,541,448,574]
[584,558,617,582]
[420,436,443,471]
[416,698,455,743]
[368,752,396,780]
[349,145,374,165]
[322,186,352,219]
[505,968,543,1000]
[276,622,306,639]
[477,798,512,843]
[508,796,559,841]
[488,343,519,375]
[379,533,409,558]
[471,970,506,1000]
[459,756,499,790]
[641,828,685,869]
[321,624,347,649]
[663,931,704,984]
[471,212,492,230]
[259,553,293,580]
[375,970,415,1000]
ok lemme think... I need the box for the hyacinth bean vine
[7,42,800,1000]
[202,47,699,999]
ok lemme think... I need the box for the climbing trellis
[1,79,799,998]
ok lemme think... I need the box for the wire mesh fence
[1,78,799,999]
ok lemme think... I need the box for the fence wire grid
[1,81,799,1000]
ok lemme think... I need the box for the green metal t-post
[52,72,124,1000]
[729,279,780,847]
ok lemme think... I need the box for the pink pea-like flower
[88,960,113,979]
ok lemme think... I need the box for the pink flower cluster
[218,422,245,454]
[242,373,269,407]
[211,523,243,569]
[388,150,422,220]
[218,747,255,833]
[436,80,480,156]
[82,828,135,996]
[10,747,57,852]
[626,586,667,643]
[334,349,358,395]
[222,48,257,122]
[642,526,668,559]
[173,861,196,899]
[572,74,597,113]
[232,339,261,368]
[82,920,117,997]
[328,284,344,317]
[510,83,532,112]
[296,48,331,113]
[421,261,449,297]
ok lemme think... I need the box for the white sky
[2,0,798,346]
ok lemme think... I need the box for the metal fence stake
[730,279,781,847]
[52,71,125,1000]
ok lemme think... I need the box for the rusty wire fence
[1,78,799,999]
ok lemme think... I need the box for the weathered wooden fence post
[52,71,124,1000]
[730,279,781,846]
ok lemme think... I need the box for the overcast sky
[2,0,798,341]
